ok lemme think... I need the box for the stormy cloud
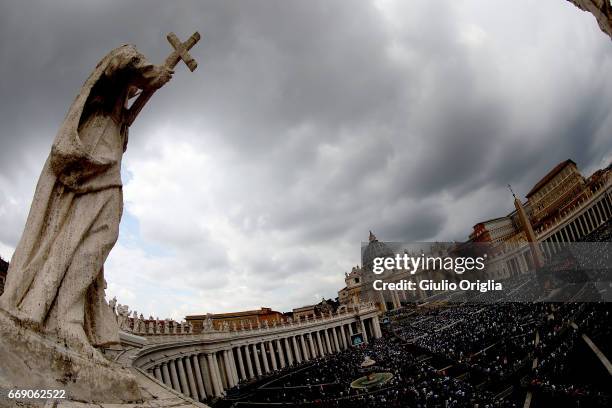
[0,0,611,318]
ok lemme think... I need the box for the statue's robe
[0,45,160,348]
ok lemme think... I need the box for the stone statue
[109,296,117,315]
[0,32,200,359]
[0,48,176,352]
[132,311,140,333]
[117,304,130,330]
[0,33,202,405]
[203,314,214,331]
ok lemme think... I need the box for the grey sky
[0,0,611,319]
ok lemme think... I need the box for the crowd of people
[214,220,611,407]
[217,300,610,407]
[222,333,519,407]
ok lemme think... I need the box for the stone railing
[141,302,378,345]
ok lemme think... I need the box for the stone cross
[126,31,201,126]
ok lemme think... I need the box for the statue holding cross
[0,32,200,353]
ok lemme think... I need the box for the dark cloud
[1,0,611,315]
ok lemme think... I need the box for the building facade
[526,159,586,227]
[470,216,517,244]
[488,161,611,277]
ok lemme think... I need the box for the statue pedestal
[0,309,143,406]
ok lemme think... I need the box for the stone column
[217,352,227,389]
[276,339,286,368]
[267,341,278,371]
[323,329,332,354]
[360,319,369,344]
[576,218,584,237]
[594,206,602,225]
[191,355,207,401]
[153,366,162,382]
[236,346,247,380]
[260,342,270,373]
[223,350,235,388]
[316,331,324,356]
[604,196,611,215]
[584,214,591,233]
[605,196,612,216]
[293,336,302,363]
[331,327,340,352]
[561,228,569,243]
[343,324,351,347]
[308,333,317,358]
[340,325,348,349]
[593,202,602,224]
[184,356,200,401]
[198,354,214,398]
[378,290,387,312]
[231,348,240,385]
[392,291,400,309]
[176,357,191,397]
[300,335,309,361]
[284,337,294,366]
[595,200,607,223]
[252,343,262,376]
[373,315,383,338]
[206,353,222,396]
[169,359,181,392]
[587,210,595,230]
[161,363,171,387]
[568,223,577,241]
[244,345,255,378]
[335,326,344,350]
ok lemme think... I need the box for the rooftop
[526,159,576,198]
[185,307,280,320]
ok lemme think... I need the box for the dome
[361,231,394,272]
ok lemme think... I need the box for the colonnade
[494,191,611,277]
[539,194,611,258]
[377,287,411,312]
[143,315,382,402]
